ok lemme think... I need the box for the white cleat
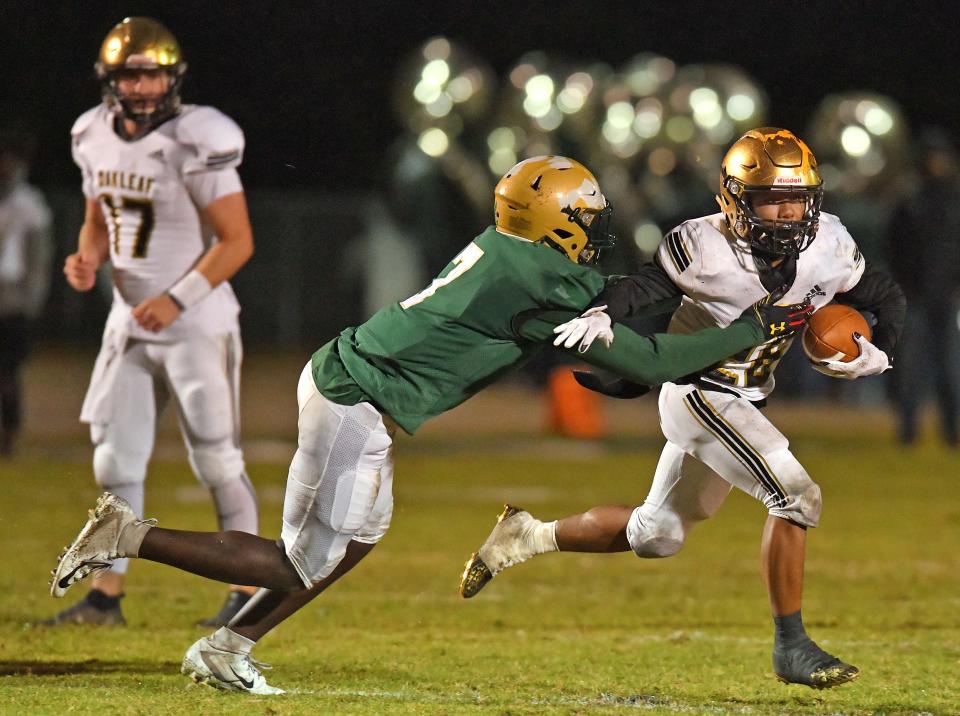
[460,504,539,598]
[182,636,285,695]
[50,492,149,598]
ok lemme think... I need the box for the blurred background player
[461,128,905,689]
[45,17,259,627]
[48,155,809,694]
[886,127,960,446]
[0,127,53,458]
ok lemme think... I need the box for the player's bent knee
[771,482,822,528]
[353,499,393,544]
[187,441,245,489]
[92,430,149,487]
[626,505,686,558]
[798,482,822,527]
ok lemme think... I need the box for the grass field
[1,354,958,714]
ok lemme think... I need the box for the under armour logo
[770,322,787,335]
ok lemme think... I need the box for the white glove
[553,305,614,353]
[813,334,890,380]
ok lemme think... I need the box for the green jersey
[312,227,764,434]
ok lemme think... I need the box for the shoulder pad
[176,105,245,173]
[71,105,108,139]
[818,211,847,235]
[658,220,700,276]
[817,212,856,249]
[819,211,864,272]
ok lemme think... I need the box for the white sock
[210,627,255,654]
[530,519,559,554]
[117,520,153,557]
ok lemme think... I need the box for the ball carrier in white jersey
[48,17,259,627]
[460,128,906,689]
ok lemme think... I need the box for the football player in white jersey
[45,17,259,627]
[460,128,906,689]
[0,129,53,457]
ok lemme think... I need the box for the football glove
[742,296,814,340]
[553,305,614,353]
[813,333,890,380]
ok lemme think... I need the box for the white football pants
[626,382,822,558]
[280,362,395,587]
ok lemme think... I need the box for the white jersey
[656,212,865,401]
[0,182,52,317]
[71,103,245,341]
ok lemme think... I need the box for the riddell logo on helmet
[773,176,803,185]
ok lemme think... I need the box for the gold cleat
[458,504,523,599]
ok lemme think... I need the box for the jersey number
[400,243,485,309]
[713,337,791,387]
[99,194,156,259]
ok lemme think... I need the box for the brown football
[802,304,872,363]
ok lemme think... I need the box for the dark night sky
[3,0,959,190]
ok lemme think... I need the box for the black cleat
[773,638,860,689]
[459,552,493,599]
[40,592,125,627]
[196,591,253,627]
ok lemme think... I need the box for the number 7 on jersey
[399,243,485,309]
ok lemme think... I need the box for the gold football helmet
[95,17,186,124]
[494,156,615,265]
[717,127,823,259]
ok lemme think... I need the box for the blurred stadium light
[657,63,768,188]
[806,92,910,198]
[391,36,495,160]
[485,51,611,177]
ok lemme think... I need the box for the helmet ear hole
[553,228,574,239]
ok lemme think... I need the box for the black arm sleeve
[590,260,684,322]
[834,260,907,359]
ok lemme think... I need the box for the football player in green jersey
[49,155,811,694]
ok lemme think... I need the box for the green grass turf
[1,431,958,715]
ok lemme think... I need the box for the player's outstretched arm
[580,298,812,385]
[578,319,762,386]
[519,298,810,388]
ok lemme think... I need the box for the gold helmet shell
[717,127,823,259]
[494,156,615,265]
[95,17,187,124]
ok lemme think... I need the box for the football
[802,304,872,363]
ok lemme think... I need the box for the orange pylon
[546,366,606,439]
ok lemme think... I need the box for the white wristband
[167,270,213,310]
